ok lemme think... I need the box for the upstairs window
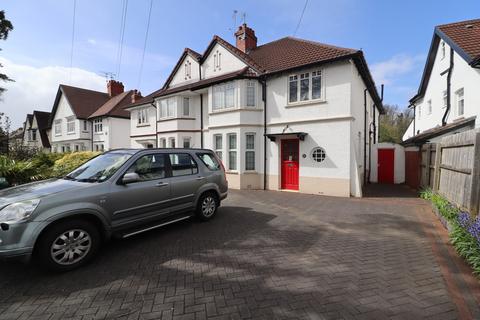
[183,97,190,116]
[83,120,88,131]
[212,82,236,111]
[67,117,75,134]
[443,91,447,109]
[246,81,256,107]
[160,97,176,118]
[94,118,103,133]
[54,119,62,136]
[288,70,323,103]
[456,88,464,116]
[31,129,37,141]
[137,108,149,125]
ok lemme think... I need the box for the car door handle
[156,182,169,187]
[196,176,206,181]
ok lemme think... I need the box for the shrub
[425,192,480,275]
[0,155,39,185]
[52,152,99,177]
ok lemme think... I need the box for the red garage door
[378,149,395,184]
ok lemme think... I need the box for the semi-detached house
[21,111,51,152]
[49,80,139,152]
[403,19,480,145]
[126,24,383,197]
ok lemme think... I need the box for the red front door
[378,149,395,184]
[281,139,299,190]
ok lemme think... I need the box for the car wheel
[196,192,218,221]
[35,219,100,272]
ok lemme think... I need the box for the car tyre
[35,219,100,272]
[196,192,219,221]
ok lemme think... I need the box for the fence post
[433,143,442,192]
[469,131,480,215]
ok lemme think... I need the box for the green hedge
[421,189,480,275]
[0,151,99,186]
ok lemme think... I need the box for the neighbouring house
[125,23,383,197]
[49,80,136,152]
[403,18,480,145]
[124,90,157,148]
[21,111,51,152]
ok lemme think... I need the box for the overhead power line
[137,0,153,89]
[293,0,308,37]
[115,0,129,79]
[68,0,77,83]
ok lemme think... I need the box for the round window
[311,147,326,163]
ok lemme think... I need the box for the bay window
[160,97,176,118]
[227,133,237,171]
[246,81,256,107]
[245,133,255,171]
[183,98,190,116]
[67,116,75,134]
[212,82,236,111]
[214,134,223,161]
[288,70,323,103]
[137,108,148,125]
[54,119,62,136]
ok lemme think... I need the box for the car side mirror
[122,172,140,184]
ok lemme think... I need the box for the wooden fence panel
[436,129,480,214]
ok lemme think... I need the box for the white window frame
[213,134,223,162]
[183,97,190,116]
[427,100,432,115]
[245,133,255,171]
[212,82,236,111]
[159,138,167,148]
[54,119,62,136]
[32,129,36,141]
[456,88,464,117]
[160,97,176,119]
[66,116,75,134]
[169,137,176,148]
[137,108,149,125]
[287,70,324,104]
[246,80,256,107]
[94,118,103,133]
[227,133,237,171]
[83,120,88,132]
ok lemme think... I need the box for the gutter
[442,48,454,126]
[261,77,267,190]
[363,89,367,186]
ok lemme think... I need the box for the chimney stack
[107,80,124,97]
[234,23,257,53]
[131,90,142,103]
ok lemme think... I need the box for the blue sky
[1,0,479,128]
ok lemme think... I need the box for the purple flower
[467,216,480,246]
[458,212,471,229]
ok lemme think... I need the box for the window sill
[157,117,195,122]
[243,170,258,174]
[67,132,76,135]
[286,99,326,108]
[225,171,238,175]
[136,123,151,127]
[209,107,261,115]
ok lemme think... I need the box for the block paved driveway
[0,185,479,320]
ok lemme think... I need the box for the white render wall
[403,40,480,141]
[128,104,157,148]
[169,55,201,87]
[202,43,247,79]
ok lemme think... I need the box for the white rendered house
[49,81,135,152]
[126,24,383,197]
[403,19,480,144]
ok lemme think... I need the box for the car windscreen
[65,152,133,183]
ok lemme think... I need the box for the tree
[0,112,10,154]
[0,10,14,97]
[379,104,413,143]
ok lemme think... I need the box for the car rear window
[197,153,221,171]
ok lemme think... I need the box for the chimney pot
[107,80,124,97]
[234,23,257,53]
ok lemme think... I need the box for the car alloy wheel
[201,196,216,218]
[50,229,92,266]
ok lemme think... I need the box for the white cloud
[87,38,97,45]
[0,57,106,129]
[371,54,425,85]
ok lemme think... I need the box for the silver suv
[0,149,228,271]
